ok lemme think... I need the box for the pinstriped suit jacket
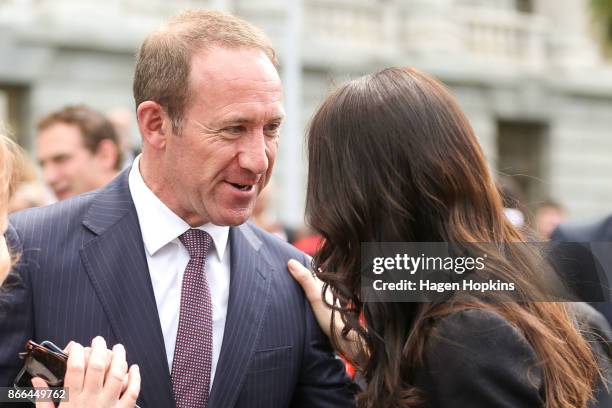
[0,169,356,408]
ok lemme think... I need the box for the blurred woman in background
[0,133,21,284]
[288,67,607,408]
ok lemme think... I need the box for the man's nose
[238,132,268,175]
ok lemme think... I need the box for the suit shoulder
[418,308,544,406]
[9,190,98,232]
[427,308,538,365]
[245,222,308,261]
[430,307,521,338]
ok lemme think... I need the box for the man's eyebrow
[219,115,285,125]
[220,117,250,125]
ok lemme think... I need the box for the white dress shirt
[128,155,230,387]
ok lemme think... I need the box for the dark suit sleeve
[417,309,544,408]
[550,224,568,242]
[550,224,612,323]
[290,255,357,408]
[0,223,35,388]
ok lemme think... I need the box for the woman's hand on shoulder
[287,259,334,337]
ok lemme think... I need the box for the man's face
[536,207,566,240]
[37,123,105,200]
[161,47,284,226]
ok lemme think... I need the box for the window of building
[516,0,534,13]
[496,120,548,210]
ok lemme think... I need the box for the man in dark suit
[0,9,355,408]
[551,214,612,326]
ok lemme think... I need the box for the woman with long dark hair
[288,67,606,407]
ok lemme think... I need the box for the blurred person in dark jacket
[551,215,612,326]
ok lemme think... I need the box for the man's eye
[53,155,70,164]
[225,126,245,134]
[264,123,281,136]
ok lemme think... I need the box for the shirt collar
[128,155,229,260]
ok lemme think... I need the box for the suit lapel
[80,170,174,407]
[208,224,272,408]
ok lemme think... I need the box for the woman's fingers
[121,369,129,394]
[287,259,324,303]
[83,336,108,393]
[63,342,86,396]
[49,337,139,407]
[31,377,55,408]
[102,344,128,402]
[288,259,333,337]
[118,365,140,408]
[287,258,357,349]
[81,346,111,374]
[63,341,74,354]
[30,377,47,388]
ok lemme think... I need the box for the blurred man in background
[535,199,566,240]
[36,105,122,200]
[251,180,296,242]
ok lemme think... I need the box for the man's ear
[137,101,171,150]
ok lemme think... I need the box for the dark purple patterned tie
[172,229,214,408]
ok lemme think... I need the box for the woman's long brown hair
[306,67,599,408]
